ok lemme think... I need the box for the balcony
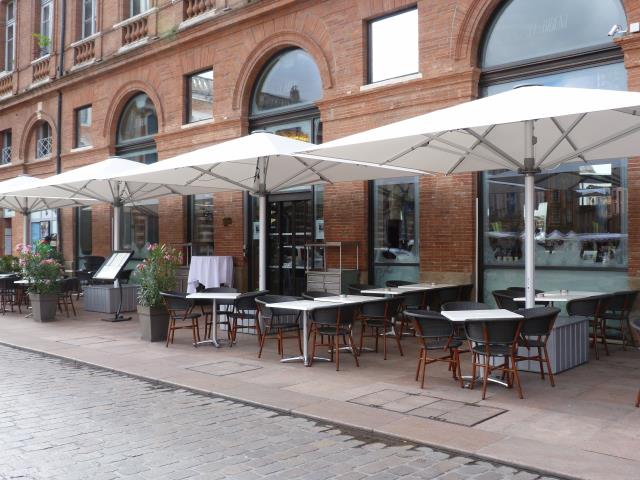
[73,37,96,66]
[0,72,13,97]
[32,56,51,84]
[121,15,149,48]
[184,0,216,21]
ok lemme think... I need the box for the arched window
[116,92,158,164]
[479,0,629,300]
[35,121,52,159]
[247,48,323,294]
[250,49,322,119]
[114,92,159,256]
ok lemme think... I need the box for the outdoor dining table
[186,292,241,348]
[266,295,380,366]
[513,290,604,304]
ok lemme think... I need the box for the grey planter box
[138,305,170,342]
[31,293,58,322]
[517,315,589,374]
[84,284,139,314]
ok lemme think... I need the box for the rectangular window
[130,0,150,17]
[5,1,15,71]
[368,7,419,83]
[39,0,53,57]
[372,177,419,286]
[186,70,213,123]
[36,123,52,159]
[75,105,92,148]
[82,0,97,39]
[190,194,214,256]
[1,130,11,164]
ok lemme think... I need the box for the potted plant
[135,243,183,341]
[16,243,63,322]
[0,255,19,273]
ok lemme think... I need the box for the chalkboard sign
[93,251,134,281]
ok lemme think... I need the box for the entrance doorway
[267,194,313,296]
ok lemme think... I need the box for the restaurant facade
[0,0,639,302]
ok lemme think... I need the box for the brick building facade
[0,0,637,298]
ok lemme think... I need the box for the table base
[281,355,331,367]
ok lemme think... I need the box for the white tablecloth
[186,256,234,293]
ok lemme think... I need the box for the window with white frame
[38,0,53,57]
[130,0,150,17]
[82,0,97,39]
[368,7,419,84]
[186,70,213,123]
[75,105,92,148]
[1,130,11,164]
[36,123,52,159]
[4,1,15,71]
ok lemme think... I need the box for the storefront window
[120,202,159,259]
[479,0,629,301]
[30,209,57,247]
[373,177,419,286]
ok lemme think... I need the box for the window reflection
[117,93,158,144]
[484,160,627,268]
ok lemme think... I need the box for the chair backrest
[160,291,191,312]
[404,310,454,339]
[506,287,544,295]
[492,290,521,311]
[302,290,333,299]
[347,283,374,294]
[458,284,474,301]
[401,290,425,309]
[630,318,640,335]
[566,294,611,317]
[385,280,413,287]
[432,286,461,310]
[203,286,238,293]
[234,290,267,311]
[312,304,355,326]
[441,301,490,311]
[606,290,639,316]
[255,295,299,318]
[515,306,560,337]
[359,298,387,317]
[464,318,521,346]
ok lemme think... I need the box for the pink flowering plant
[15,243,63,294]
[136,243,183,307]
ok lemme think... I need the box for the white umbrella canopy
[0,175,97,245]
[4,158,215,250]
[305,86,640,307]
[119,131,430,193]
[117,131,430,289]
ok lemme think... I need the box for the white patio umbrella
[117,131,431,290]
[3,158,215,250]
[305,86,640,307]
[0,175,96,246]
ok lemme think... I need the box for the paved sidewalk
[0,302,637,480]
[0,345,561,480]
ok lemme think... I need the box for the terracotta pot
[137,304,170,342]
[30,293,58,322]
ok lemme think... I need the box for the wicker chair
[255,295,302,359]
[161,291,201,347]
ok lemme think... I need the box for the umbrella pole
[258,194,267,291]
[22,209,29,246]
[523,120,537,309]
[113,203,121,252]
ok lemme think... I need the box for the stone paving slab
[0,344,560,480]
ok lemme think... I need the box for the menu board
[93,251,134,281]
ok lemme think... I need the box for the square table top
[440,309,523,323]
[396,283,457,290]
[513,290,604,303]
[265,300,339,311]
[360,287,409,296]
[186,292,241,300]
[313,295,380,304]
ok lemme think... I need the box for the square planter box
[84,284,139,314]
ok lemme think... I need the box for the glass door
[267,197,312,296]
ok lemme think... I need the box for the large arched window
[479,0,629,302]
[247,48,323,294]
[114,92,159,257]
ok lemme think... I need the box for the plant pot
[138,304,170,342]
[30,293,58,322]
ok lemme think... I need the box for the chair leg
[455,350,463,388]
[310,326,317,367]
[166,319,173,347]
[257,325,269,358]
[481,355,490,400]
[383,325,388,361]
[335,335,340,371]
[420,351,427,389]
[348,332,359,367]
[469,352,477,390]
[600,319,610,356]
[296,327,303,355]
[394,323,404,357]
[537,345,545,380]
[543,344,555,387]
[592,320,600,360]
[69,296,76,316]
[415,350,422,381]
[511,355,524,399]
[636,389,639,408]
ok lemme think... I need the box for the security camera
[608,24,626,36]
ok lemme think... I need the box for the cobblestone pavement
[0,345,561,480]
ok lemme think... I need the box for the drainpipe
[55,0,66,258]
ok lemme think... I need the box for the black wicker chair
[514,307,561,387]
[567,294,612,360]
[357,297,404,360]
[255,295,302,359]
[160,291,201,347]
[309,304,359,370]
[601,290,639,349]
